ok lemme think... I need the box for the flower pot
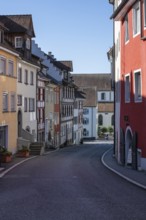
[17,151,29,158]
[1,155,12,163]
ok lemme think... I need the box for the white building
[73,90,85,144]
[73,74,114,140]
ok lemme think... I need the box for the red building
[111,0,146,170]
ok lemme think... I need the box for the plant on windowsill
[17,146,30,158]
[0,146,12,163]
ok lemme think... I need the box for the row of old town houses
[0,14,86,157]
[108,0,146,171]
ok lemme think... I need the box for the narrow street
[0,142,146,220]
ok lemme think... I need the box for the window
[0,57,6,74]
[29,98,35,112]
[15,37,22,48]
[24,69,28,84]
[83,118,89,125]
[8,60,14,76]
[0,30,4,43]
[111,115,114,126]
[26,38,30,49]
[125,15,129,42]
[30,71,34,85]
[133,2,140,36]
[125,75,130,102]
[3,92,8,112]
[134,71,142,102]
[101,92,106,101]
[83,128,89,136]
[11,92,16,111]
[17,95,22,106]
[98,114,103,126]
[18,67,22,82]
[144,0,146,26]
[24,97,27,112]
[83,108,89,115]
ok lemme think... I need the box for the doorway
[18,110,22,137]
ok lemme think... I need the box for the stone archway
[18,109,22,137]
[125,127,133,165]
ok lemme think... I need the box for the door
[18,110,22,137]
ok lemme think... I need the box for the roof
[53,60,71,71]
[82,87,97,107]
[72,73,112,90]
[98,103,114,112]
[0,15,35,37]
[110,0,136,20]
[60,61,73,72]
[75,90,86,99]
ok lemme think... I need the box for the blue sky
[0,0,113,73]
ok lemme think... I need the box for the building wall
[17,60,37,140]
[83,107,97,139]
[0,48,18,153]
[114,20,121,162]
[120,1,146,168]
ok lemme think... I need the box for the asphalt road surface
[0,142,146,220]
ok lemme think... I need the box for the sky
[0,0,113,74]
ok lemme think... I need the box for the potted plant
[0,146,12,163]
[17,146,30,158]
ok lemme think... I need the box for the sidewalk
[102,148,146,190]
[0,148,57,178]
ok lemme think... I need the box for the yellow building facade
[0,46,19,153]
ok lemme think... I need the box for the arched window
[98,114,103,126]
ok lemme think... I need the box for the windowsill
[133,32,140,38]
[125,40,129,45]
[125,100,130,103]
[134,98,142,103]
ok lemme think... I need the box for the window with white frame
[26,38,30,50]
[11,92,16,111]
[83,118,89,125]
[8,60,14,76]
[101,92,106,101]
[83,108,89,115]
[30,71,34,85]
[29,98,35,112]
[133,2,140,36]
[3,92,8,112]
[125,14,129,42]
[83,128,89,136]
[134,71,142,102]
[15,37,22,48]
[0,57,6,74]
[24,97,27,112]
[17,95,22,106]
[144,0,146,26]
[18,67,22,82]
[125,75,130,102]
[24,69,28,84]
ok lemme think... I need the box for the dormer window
[26,38,30,50]
[15,37,22,48]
